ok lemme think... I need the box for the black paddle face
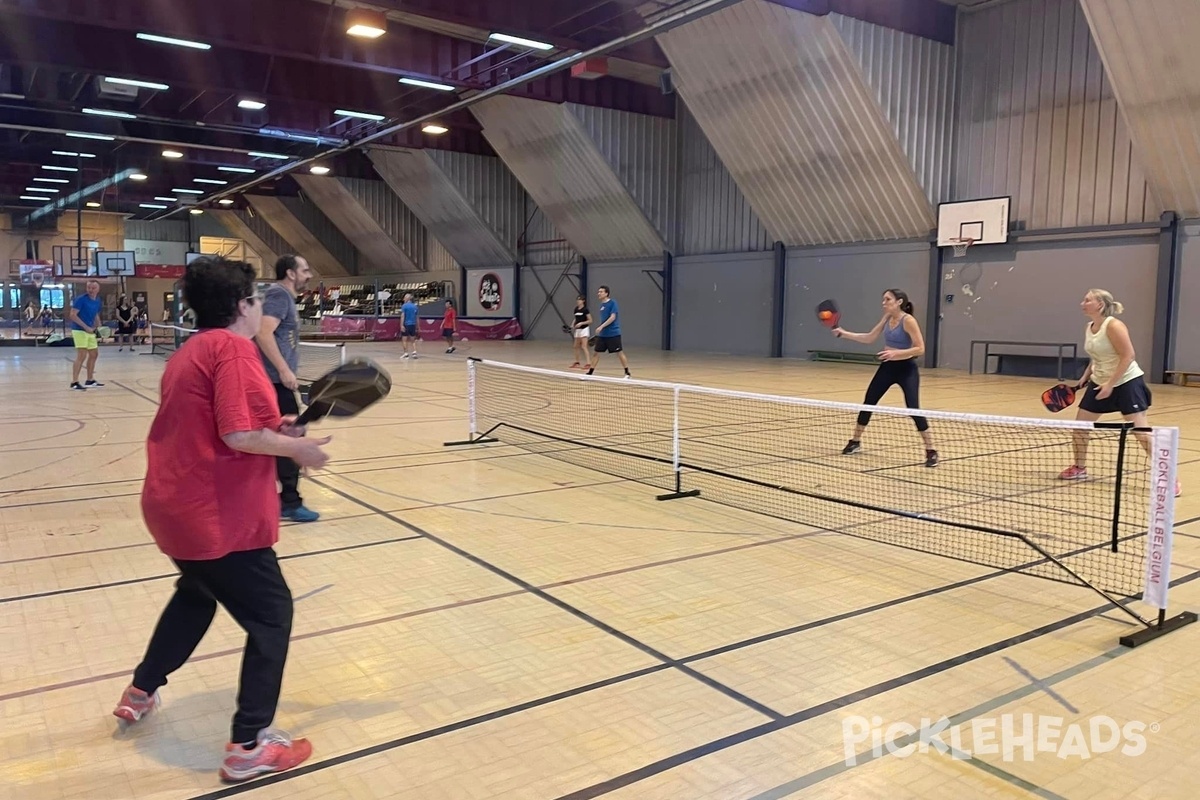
[296,358,391,424]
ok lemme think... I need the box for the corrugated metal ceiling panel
[294,175,418,273]
[244,195,349,277]
[656,0,935,246]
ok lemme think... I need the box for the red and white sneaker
[1058,465,1088,481]
[220,727,313,784]
[112,685,161,725]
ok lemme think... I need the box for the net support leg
[1119,610,1198,647]
[444,423,500,447]
[656,386,699,500]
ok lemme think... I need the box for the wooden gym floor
[2,340,1200,800]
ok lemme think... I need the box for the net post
[1120,425,1197,647]
[1110,425,1128,552]
[655,385,699,501]
[444,357,497,446]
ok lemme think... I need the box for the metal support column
[512,261,522,335]
[926,238,942,370]
[1152,211,1180,384]
[579,256,588,301]
[662,250,673,351]
[770,240,786,358]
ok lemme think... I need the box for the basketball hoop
[948,237,976,258]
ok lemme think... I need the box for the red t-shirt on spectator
[442,307,456,330]
[141,328,282,561]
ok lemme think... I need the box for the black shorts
[403,324,418,338]
[1079,376,1152,416]
[594,335,622,353]
[441,328,454,338]
[117,323,135,335]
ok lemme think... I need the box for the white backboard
[937,196,1011,247]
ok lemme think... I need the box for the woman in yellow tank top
[1060,288,1180,496]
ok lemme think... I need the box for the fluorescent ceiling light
[83,108,138,119]
[238,99,266,110]
[422,124,448,135]
[136,32,211,50]
[190,209,204,215]
[67,132,115,140]
[218,166,255,174]
[334,109,385,121]
[129,173,148,181]
[103,76,169,91]
[33,178,70,184]
[140,203,168,209]
[43,165,79,172]
[0,92,25,100]
[310,165,331,175]
[346,23,385,38]
[173,188,204,194]
[52,150,96,158]
[193,178,227,185]
[162,149,184,159]
[86,201,101,208]
[345,8,387,38]
[247,151,289,160]
[488,32,553,50]
[398,77,455,92]
[20,196,44,201]
[25,187,58,193]
[218,198,235,205]
[154,196,177,202]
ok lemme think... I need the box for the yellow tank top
[1085,316,1142,386]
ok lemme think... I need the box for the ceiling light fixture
[129,173,148,181]
[334,109,385,121]
[52,150,96,158]
[345,8,387,38]
[43,165,78,172]
[162,149,184,159]
[237,99,266,111]
[422,124,449,135]
[194,178,227,185]
[247,151,289,160]
[103,77,170,91]
[218,198,235,205]
[173,188,204,194]
[190,208,204,215]
[83,107,138,119]
[0,92,25,100]
[217,166,255,174]
[398,77,455,91]
[310,165,331,175]
[488,32,554,50]
[154,196,177,202]
[136,32,211,50]
[33,178,70,184]
[19,195,44,201]
[86,201,101,208]
[25,187,58,193]
[140,203,168,209]
[66,132,115,140]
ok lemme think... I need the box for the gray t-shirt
[260,284,299,383]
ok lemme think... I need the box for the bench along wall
[936,233,1159,374]
[783,241,931,361]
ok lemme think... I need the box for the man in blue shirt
[401,293,419,359]
[68,280,104,390]
[587,285,631,378]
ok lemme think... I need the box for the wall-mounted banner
[465,267,514,317]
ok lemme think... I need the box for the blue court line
[1003,657,1078,713]
[294,584,334,603]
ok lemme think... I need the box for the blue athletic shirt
[598,298,620,338]
[71,294,103,332]
[401,301,418,327]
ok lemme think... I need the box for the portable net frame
[448,359,1195,647]
[149,323,347,386]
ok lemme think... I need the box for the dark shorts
[403,324,418,338]
[118,323,135,335]
[594,335,623,353]
[1079,376,1152,416]
[441,328,454,338]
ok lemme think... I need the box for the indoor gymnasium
[3,0,1200,798]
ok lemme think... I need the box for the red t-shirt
[442,307,456,329]
[141,329,283,561]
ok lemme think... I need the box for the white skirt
[574,326,591,339]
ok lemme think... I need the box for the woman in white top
[1060,288,1179,496]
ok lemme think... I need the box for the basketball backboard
[937,196,1011,247]
[95,250,136,276]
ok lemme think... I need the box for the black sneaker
[841,440,861,455]
[85,380,105,388]
[925,450,939,468]
[70,382,86,391]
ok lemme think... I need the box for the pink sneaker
[112,685,161,725]
[1059,465,1088,481]
[220,727,312,783]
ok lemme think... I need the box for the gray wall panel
[673,252,775,356]
[189,213,232,240]
[937,235,1158,371]
[426,149,526,255]
[239,209,290,260]
[1171,220,1200,370]
[280,195,361,274]
[520,264,582,341]
[953,0,1157,227]
[587,258,664,350]
[784,241,931,360]
[123,219,189,242]
[338,177,428,268]
[678,100,772,255]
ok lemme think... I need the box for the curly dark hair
[183,256,258,329]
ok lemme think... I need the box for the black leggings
[856,358,929,432]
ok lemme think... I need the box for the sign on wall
[124,239,189,267]
[465,267,515,317]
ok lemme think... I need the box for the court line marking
[1002,656,1078,713]
[294,584,334,603]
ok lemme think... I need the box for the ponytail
[1088,288,1124,317]
[887,288,915,315]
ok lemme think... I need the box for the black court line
[310,477,785,721]
[0,491,142,511]
[110,380,162,407]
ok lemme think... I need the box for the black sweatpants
[856,358,929,431]
[273,383,303,511]
[132,548,294,744]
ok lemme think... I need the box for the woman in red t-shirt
[112,256,330,783]
[441,298,457,353]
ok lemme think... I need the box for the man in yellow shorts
[69,280,104,391]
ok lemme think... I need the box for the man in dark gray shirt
[256,254,320,522]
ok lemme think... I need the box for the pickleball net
[150,323,346,383]
[451,358,1193,644]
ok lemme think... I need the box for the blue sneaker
[282,506,320,523]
